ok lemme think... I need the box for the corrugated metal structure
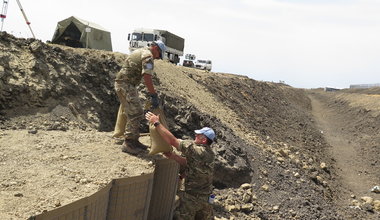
[349,83,380,89]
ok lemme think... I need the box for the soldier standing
[115,40,166,154]
[145,111,216,220]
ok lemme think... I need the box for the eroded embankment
[1,32,379,219]
[308,90,380,219]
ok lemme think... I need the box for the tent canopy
[52,16,112,51]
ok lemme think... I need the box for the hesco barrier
[29,159,179,220]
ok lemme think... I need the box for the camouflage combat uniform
[114,47,154,140]
[174,140,215,220]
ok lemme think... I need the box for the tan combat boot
[121,139,148,155]
[134,140,148,150]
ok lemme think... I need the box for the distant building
[324,87,340,92]
[349,83,380,89]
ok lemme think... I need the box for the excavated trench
[1,32,379,219]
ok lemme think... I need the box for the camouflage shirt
[178,140,215,196]
[115,47,154,86]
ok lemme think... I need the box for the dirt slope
[308,90,380,215]
[1,32,379,219]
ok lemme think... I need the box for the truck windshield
[132,33,142,41]
[143,33,154,41]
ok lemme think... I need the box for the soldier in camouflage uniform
[115,40,166,154]
[145,111,216,220]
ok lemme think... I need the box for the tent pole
[15,0,35,38]
[85,22,90,48]
[1,0,9,32]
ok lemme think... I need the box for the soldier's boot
[121,139,141,155]
[121,139,148,155]
[134,139,148,150]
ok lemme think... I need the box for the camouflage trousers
[114,81,144,140]
[174,192,214,220]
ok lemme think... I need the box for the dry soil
[1,33,379,220]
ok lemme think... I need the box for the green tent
[51,16,112,51]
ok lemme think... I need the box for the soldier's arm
[163,151,187,166]
[142,55,156,95]
[143,74,156,94]
[145,112,180,148]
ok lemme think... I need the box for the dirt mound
[0,32,124,131]
[1,33,379,219]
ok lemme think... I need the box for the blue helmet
[153,40,166,59]
[195,127,216,141]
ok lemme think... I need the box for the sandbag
[149,107,173,155]
[112,104,127,138]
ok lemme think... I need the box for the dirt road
[309,90,380,205]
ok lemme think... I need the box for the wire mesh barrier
[29,159,179,220]
[106,175,154,220]
[148,159,180,220]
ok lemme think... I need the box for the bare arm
[163,151,187,166]
[145,112,180,149]
[143,74,156,94]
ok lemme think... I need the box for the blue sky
[2,0,379,88]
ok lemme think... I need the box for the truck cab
[182,54,196,68]
[128,28,184,65]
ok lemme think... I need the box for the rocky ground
[0,32,379,219]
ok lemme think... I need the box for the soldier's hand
[163,151,174,159]
[150,93,159,109]
[145,111,160,124]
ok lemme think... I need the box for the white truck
[128,28,185,64]
[182,54,196,68]
[194,59,212,71]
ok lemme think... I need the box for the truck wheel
[174,55,179,65]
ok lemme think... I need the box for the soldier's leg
[195,202,214,220]
[174,193,202,220]
[118,84,143,140]
[115,82,145,154]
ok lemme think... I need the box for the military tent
[51,16,112,51]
